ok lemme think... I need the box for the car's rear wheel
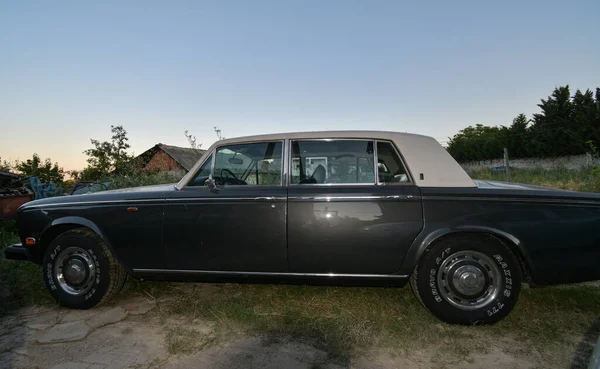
[43,228,127,309]
[410,234,522,325]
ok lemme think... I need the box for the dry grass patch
[164,324,214,355]
[132,281,600,367]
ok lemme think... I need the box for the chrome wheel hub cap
[54,247,96,296]
[437,250,500,310]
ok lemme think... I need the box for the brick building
[137,144,205,177]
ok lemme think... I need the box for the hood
[19,183,177,209]
[98,183,178,194]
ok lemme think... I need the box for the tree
[0,157,12,172]
[446,124,507,162]
[530,85,582,156]
[80,125,134,180]
[447,85,600,162]
[506,114,531,158]
[15,154,64,183]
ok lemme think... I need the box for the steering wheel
[220,168,239,184]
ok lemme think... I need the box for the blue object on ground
[29,176,63,199]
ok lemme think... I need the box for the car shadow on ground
[571,316,600,369]
[0,309,32,369]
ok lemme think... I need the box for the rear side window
[377,141,410,183]
[291,140,375,184]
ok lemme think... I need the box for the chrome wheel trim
[437,250,500,310]
[54,246,96,296]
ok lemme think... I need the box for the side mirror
[205,178,220,193]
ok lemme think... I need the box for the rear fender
[399,225,535,282]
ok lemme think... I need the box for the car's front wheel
[43,228,127,309]
[411,234,522,325]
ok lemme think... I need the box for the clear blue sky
[1,1,599,171]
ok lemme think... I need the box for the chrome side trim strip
[423,195,600,206]
[22,198,166,209]
[133,268,408,279]
[288,195,418,201]
[166,196,286,202]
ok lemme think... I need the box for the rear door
[287,139,423,274]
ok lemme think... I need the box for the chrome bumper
[4,243,31,261]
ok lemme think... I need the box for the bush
[108,170,181,190]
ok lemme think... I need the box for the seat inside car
[312,164,326,183]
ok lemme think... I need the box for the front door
[163,141,287,272]
[287,139,424,274]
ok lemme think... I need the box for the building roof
[178,130,476,188]
[137,144,206,171]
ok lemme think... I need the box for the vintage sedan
[5,131,600,325]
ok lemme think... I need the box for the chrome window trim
[180,139,285,189]
[283,138,290,187]
[373,138,379,183]
[374,139,415,186]
[287,138,377,186]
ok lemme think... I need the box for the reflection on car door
[287,139,424,274]
[163,141,287,272]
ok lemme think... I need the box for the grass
[164,324,213,355]
[137,281,600,367]
[468,166,600,192]
[0,220,52,313]
[1,166,600,366]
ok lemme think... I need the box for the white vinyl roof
[178,130,475,188]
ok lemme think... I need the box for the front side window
[214,141,283,186]
[188,154,213,186]
[377,141,410,183]
[291,140,375,184]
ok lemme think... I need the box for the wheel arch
[402,226,535,285]
[36,217,131,274]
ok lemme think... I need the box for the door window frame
[181,137,414,189]
[286,138,414,187]
[374,139,414,186]
[287,138,376,186]
[182,139,286,189]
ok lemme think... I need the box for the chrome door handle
[385,195,414,200]
[254,196,275,201]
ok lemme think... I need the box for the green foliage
[77,125,134,181]
[72,125,180,189]
[0,220,52,313]
[448,85,600,161]
[468,166,600,193]
[109,170,180,190]
[14,153,64,183]
[0,156,12,172]
[445,124,509,161]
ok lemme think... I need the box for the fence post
[504,148,511,182]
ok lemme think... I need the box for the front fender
[38,216,132,274]
[47,216,106,240]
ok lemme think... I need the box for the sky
[1,1,599,171]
